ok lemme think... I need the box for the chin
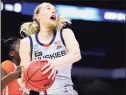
[50,20,57,24]
[48,21,57,30]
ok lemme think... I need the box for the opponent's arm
[1,67,21,91]
[1,68,7,79]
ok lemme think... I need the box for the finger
[42,65,52,75]
[41,62,51,71]
[17,66,22,71]
[20,66,24,73]
[20,66,24,69]
[48,69,56,79]
[52,70,56,80]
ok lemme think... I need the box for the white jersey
[28,29,73,92]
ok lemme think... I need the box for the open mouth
[50,15,56,20]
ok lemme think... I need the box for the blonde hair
[20,22,39,37]
[20,2,72,37]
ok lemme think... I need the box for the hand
[41,59,57,80]
[18,65,30,89]
[13,66,22,79]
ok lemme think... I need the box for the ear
[9,51,15,57]
[34,14,40,21]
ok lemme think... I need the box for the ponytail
[20,21,39,37]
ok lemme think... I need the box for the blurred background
[1,0,126,95]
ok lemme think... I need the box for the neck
[12,58,19,66]
[39,23,54,38]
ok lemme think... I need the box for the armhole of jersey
[60,29,66,46]
[28,36,33,61]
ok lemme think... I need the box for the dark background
[1,0,126,95]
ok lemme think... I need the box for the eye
[47,7,51,10]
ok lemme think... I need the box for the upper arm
[62,28,80,53]
[1,60,15,74]
[19,38,31,67]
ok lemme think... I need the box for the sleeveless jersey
[1,60,28,95]
[28,29,73,84]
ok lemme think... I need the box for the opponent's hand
[41,59,57,80]
[13,66,22,79]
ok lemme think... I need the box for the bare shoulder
[20,37,29,45]
[62,28,74,35]
[62,28,75,39]
[20,37,30,52]
[19,37,31,64]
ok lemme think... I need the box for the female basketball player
[19,2,81,95]
[1,14,70,95]
[1,37,28,95]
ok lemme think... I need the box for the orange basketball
[23,60,55,92]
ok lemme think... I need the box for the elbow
[74,51,82,62]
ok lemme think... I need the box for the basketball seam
[27,67,42,82]
[27,60,47,80]
[28,68,48,82]
[27,61,39,79]
[24,74,51,90]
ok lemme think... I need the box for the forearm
[55,52,81,67]
[1,68,7,79]
[1,72,19,91]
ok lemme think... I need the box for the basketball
[23,60,55,92]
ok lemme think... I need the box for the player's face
[10,41,20,65]
[14,41,20,63]
[38,3,58,26]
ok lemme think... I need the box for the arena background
[1,0,125,95]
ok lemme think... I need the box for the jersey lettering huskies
[34,50,66,60]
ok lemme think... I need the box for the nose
[52,10,56,14]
